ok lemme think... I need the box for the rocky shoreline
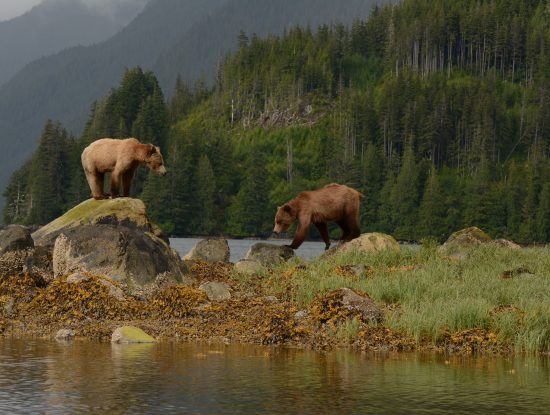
[0,199,541,355]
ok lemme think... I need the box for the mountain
[0,0,147,87]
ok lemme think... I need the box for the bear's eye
[276,220,281,225]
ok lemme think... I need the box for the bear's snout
[156,166,167,176]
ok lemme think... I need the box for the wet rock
[199,281,231,301]
[234,260,264,275]
[263,296,279,303]
[111,326,156,344]
[439,227,491,257]
[491,239,521,250]
[183,239,230,263]
[244,243,294,266]
[44,199,189,287]
[0,225,34,254]
[55,329,75,340]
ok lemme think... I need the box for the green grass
[254,244,550,353]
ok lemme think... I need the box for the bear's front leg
[288,220,310,249]
[110,170,122,198]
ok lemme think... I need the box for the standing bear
[81,137,167,200]
[272,183,363,250]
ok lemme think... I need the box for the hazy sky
[0,0,42,21]
[0,0,145,21]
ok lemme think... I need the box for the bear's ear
[283,204,292,213]
[147,144,156,155]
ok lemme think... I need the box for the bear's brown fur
[81,138,167,200]
[272,183,363,250]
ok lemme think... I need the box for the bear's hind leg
[314,222,331,250]
[86,171,106,200]
[337,220,350,241]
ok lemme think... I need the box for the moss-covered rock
[439,227,492,257]
[111,326,156,344]
[32,198,164,248]
[337,233,400,253]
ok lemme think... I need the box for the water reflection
[1,339,549,414]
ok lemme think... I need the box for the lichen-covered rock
[198,281,231,301]
[183,239,230,263]
[0,247,52,281]
[439,227,492,257]
[40,199,189,287]
[111,326,156,344]
[234,260,264,275]
[244,243,295,266]
[337,233,400,254]
[0,225,34,254]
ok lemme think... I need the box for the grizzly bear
[272,183,363,250]
[81,137,167,200]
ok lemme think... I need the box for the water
[1,340,549,414]
[170,237,326,262]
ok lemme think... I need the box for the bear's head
[273,204,296,234]
[144,144,167,176]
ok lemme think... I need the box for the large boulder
[337,233,400,254]
[32,198,165,248]
[234,259,265,275]
[35,198,188,287]
[183,239,230,263]
[244,243,295,266]
[439,227,492,257]
[0,225,34,254]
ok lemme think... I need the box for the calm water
[1,340,549,414]
[170,237,326,262]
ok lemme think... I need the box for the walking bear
[81,138,167,200]
[272,183,363,250]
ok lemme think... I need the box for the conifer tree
[418,166,447,241]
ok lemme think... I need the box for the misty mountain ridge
[0,0,148,86]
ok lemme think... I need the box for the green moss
[33,198,149,240]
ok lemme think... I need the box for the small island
[1,198,546,356]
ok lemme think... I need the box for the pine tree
[418,166,447,241]
[227,148,270,237]
[535,183,550,242]
[194,154,216,234]
[390,146,420,240]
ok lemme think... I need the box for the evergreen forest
[4,0,550,244]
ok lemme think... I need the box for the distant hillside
[0,0,147,87]
[0,0,391,215]
[153,0,393,92]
